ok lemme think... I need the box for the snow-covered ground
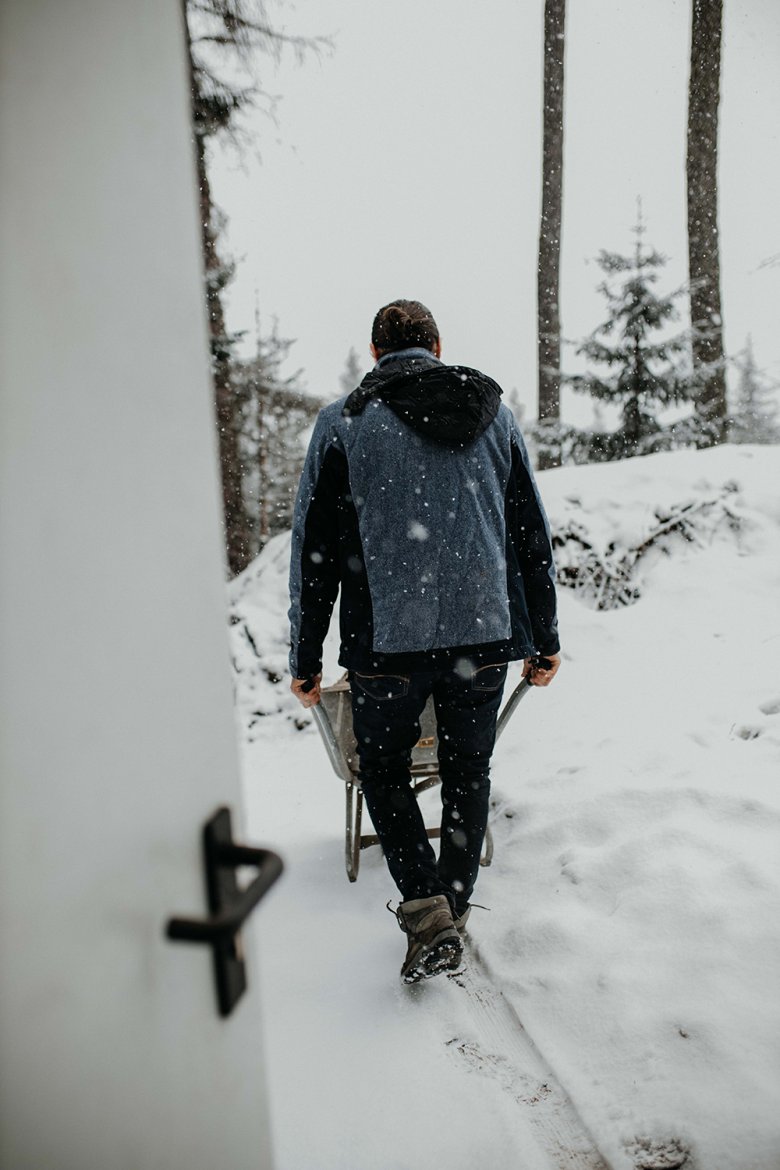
[230,445,780,1170]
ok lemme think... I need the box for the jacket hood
[343,356,502,446]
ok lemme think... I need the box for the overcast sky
[212,0,780,424]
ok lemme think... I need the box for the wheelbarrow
[311,671,534,881]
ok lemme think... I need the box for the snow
[230,444,780,1170]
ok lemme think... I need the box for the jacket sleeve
[506,424,560,656]
[288,410,344,679]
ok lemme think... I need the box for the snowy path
[444,949,610,1169]
[241,724,612,1170]
[242,721,698,1170]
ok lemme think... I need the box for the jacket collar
[375,347,442,370]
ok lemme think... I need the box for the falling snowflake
[407,521,429,541]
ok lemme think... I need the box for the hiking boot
[394,895,463,984]
[453,905,471,933]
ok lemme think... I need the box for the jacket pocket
[353,673,410,701]
[471,663,508,692]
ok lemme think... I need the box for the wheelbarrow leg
[346,775,492,878]
[480,823,494,867]
[345,780,363,882]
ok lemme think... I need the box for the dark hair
[371,299,439,356]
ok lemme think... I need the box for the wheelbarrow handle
[495,675,534,743]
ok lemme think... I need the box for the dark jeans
[350,663,507,915]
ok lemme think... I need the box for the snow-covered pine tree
[339,347,364,397]
[729,336,779,445]
[568,211,695,460]
[232,325,323,557]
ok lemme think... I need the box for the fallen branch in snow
[552,484,742,611]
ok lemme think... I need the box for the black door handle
[167,842,283,943]
[166,807,283,1016]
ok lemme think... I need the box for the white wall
[0,2,275,1167]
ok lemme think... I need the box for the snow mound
[228,532,302,734]
[543,446,769,610]
[233,444,780,1170]
[541,444,780,548]
[478,445,780,1169]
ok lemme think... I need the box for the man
[289,299,560,983]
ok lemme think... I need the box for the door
[0,3,276,1167]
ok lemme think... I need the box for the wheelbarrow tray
[312,672,532,881]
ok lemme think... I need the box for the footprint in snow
[627,1136,691,1169]
[758,696,780,716]
[731,722,763,741]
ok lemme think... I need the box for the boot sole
[402,935,463,984]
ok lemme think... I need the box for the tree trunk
[257,386,270,544]
[196,143,251,574]
[624,336,642,451]
[537,0,566,469]
[687,0,727,445]
[183,13,251,576]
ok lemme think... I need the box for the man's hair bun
[372,299,439,356]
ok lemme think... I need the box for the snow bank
[480,446,780,1168]
[233,445,780,1170]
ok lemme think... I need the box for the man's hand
[522,654,561,688]
[290,674,322,708]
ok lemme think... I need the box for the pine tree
[730,337,779,445]
[232,324,324,555]
[568,211,695,460]
[339,347,364,398]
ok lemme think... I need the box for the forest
[185,0,778,577]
